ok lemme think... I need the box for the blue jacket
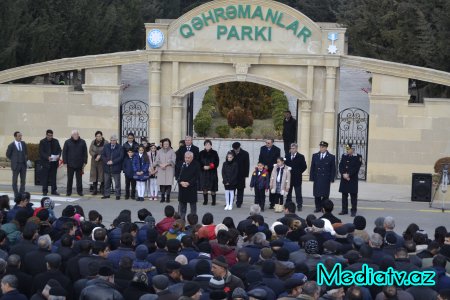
[122,155,135,178]
[180,247,200,262]
[102,144,124,174]
[133,154,150,181]
[107,227,122,251]
[107,247,135,270]
[6,204,33,223]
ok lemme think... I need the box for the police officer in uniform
[310,141,336,212]
[338,143,362,217]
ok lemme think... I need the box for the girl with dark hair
[269,157,291,208]
[133,146,150,202]
[147,143,159,201]
[0,195,10,224]
[198,139,219,206]
[222,151,238,210]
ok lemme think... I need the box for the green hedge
[193,87,216,136]
[215,125,230,138]
[271,90,289,131]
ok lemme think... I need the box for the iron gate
[336,107,369,180]
[120,100,149,144]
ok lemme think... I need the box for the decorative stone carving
[234,63,251,81]
[299,99,312,111]
[150,61,161,72]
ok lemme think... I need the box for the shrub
[261,128,276,140]
[193,110,212,137]
[230,127,247,139]
[271,90,289,131]
[27,143,40,161]
[215,125,230,138]
[244,127,253,138]
[227,106,254,128]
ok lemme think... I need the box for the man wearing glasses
[258,139,281,209]
[338,143,362,217]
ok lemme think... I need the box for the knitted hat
[166,260,181,271]
[209,276,225,290]
[232,287,248,299]
[276,248,290,261]
[305,240,319,254]
[353,216,366,230]
[180,264,195,280]
[98,265,114,276]
[145,215,156,228]
[183,281,200,297]
[195,259,211,275]
[211,256,228,269]
[274,224,289,235]
[247,289,267,300]
[135,244,149,260]
[152,275,169,290]
[384,232,397,246]
[210,290,228,300]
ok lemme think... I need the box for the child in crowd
[133,146,150,202]
[270,157,291,208]
[221,151,238,211]
[250,162,269,211]
[147,143,158,201]
[122,149,136,200]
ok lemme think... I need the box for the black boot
[211,194,216,206]
[92,182,98,195]
[166,192,170,203]
[203,194,208,205]
[160,193,165,203]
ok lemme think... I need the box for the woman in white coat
[155,138,176,203]
[270,157,291,208]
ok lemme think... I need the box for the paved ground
[1,184,448,237]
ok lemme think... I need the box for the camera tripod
[429,164,449,212]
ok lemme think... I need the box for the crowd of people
[0,193,448,300]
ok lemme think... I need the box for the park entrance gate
[120,100,149,144]
[336,107,369,180]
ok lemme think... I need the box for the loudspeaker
[411,173,432,202]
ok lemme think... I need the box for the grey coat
[155,148,176,186]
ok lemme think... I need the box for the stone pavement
[1,181,448,239]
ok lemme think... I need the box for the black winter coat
[284,152,307,185]
[338,153,362,194]
[178,160,200,203]
[258,145,281,173]
[232,148,250,189]
[309,151,336,197]
[198,149,219,191]
[39,137,61,166]
[283,117,297,142]
[222,161,238,190]
[63,138,88,169]
[102,144,124,174]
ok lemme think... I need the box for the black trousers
[314,196,329,211]
[254,188,266,209]
[283,139,294,156]
[125,177,136,197]
[42,162,58,194]
[12,164,27,197]
[236,188,244,207]
[179,202,197,220]
[342,192,358,213]
[67,166,83,195]
[273,194,284,206]
[286,183,303,208]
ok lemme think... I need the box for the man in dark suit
[101,135,123,200]
[175,136,200,177]
[39,129,62,196]
[282,110,297,156]
[338,143,362,217]
[6,131,28,198]
[177,151,200,220]
[309,141,336,213]
[62,130,87,196]
[232,142,250,208]
[258,139,281,209]
[285,143,307,211]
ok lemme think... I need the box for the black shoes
[101,196,110,199]
[338,211,348,215]
[351,212,356,217]
[125,196,130,200]
[136,197,144,202]
[51,192,60,196]
[78,193,84,197]
[297,206,302,212]
[116,196,120,200]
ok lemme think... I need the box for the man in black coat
[232,142,250,208]
[177,151,200,220]
[24,235,52,277]
[282,110,297,156]
[5,131,28,198]
[5,255,32,298]
[258,139,281,209]
[284,143,307,211]
[39,129,62,196]
[101,135,123,200]
[175,136,200,178]
[31,253,72,298]
[62,130,88,196]
[309,141,336,212]
[338,143,362,217]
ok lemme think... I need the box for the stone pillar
[299,99,312,171]
[149,61,161,142]
[172,96,183,144]
[322,66,337,151]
